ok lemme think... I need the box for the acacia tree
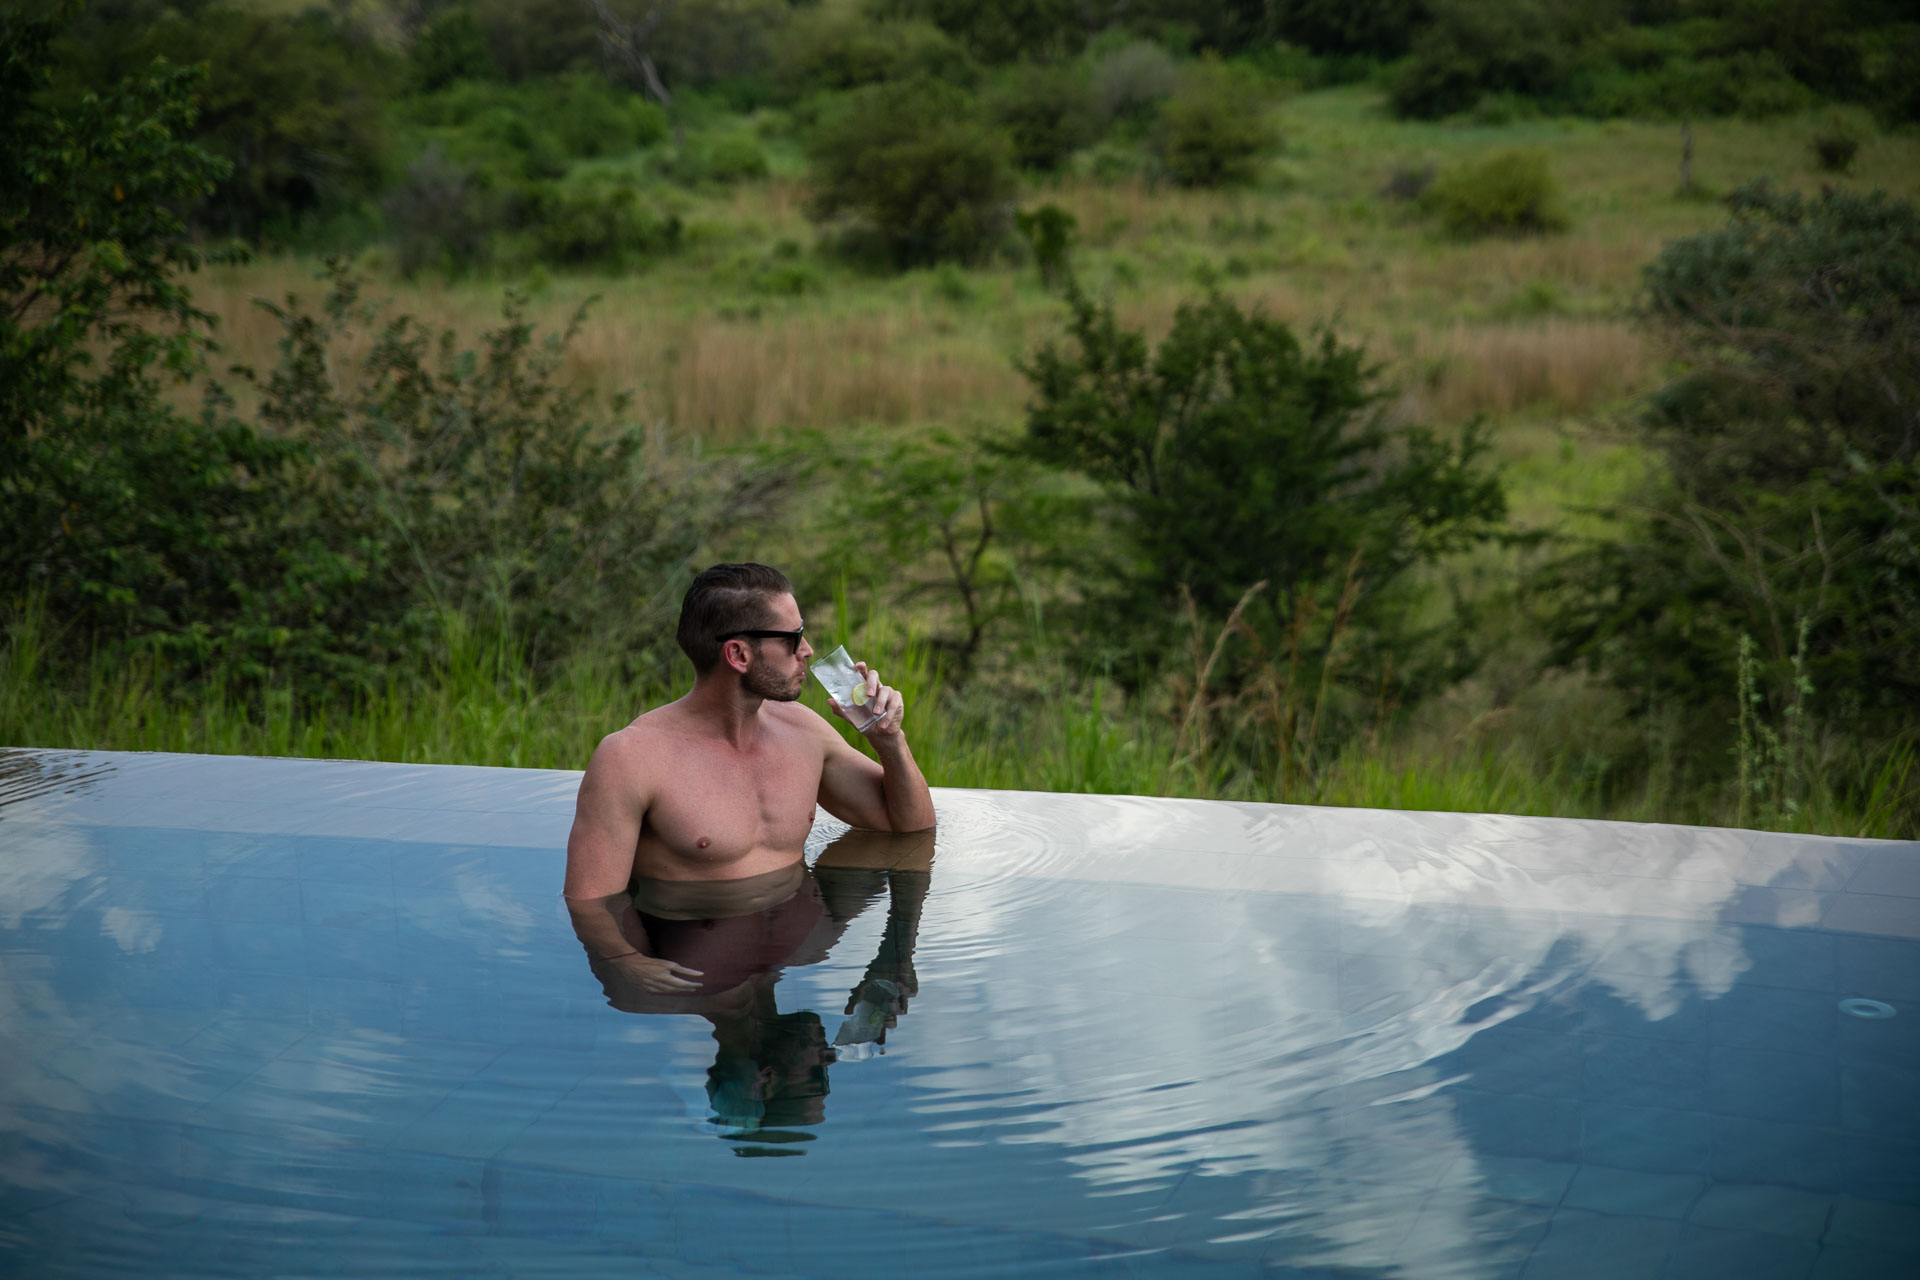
[1020,281,1508,765]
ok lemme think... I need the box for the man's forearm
[563,892,654,962]
[873,734,936,831]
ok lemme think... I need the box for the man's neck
[681,675,771,748]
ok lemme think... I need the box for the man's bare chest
[637,732,821,869]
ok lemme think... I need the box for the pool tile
[1728,926,1836,993]
[1579,1102,1712,1174]
[1440,1154,1578,1207]
[1838,1061,1920,1139]
[1688,1182,1833,1239]
[1579,1032,1707,1109]
[1451,1089,1581,1163]
[1843,848,1920,898]
[1824,1196,1920,1248]
[1810,1244,1920,1279]
[1707,984,1837,1050]
[1834,934,1920,1002]
[299,879,396,931]
[1820,893,1920,940]
[1711,1115,1850,1193]
[1454,1024,1582,1100]
[1561,1165,1706,1218]
[206,874,302,923]
[1519,1207,1680,1279]
[1668,1223,1819,1280]
[1708,1046,1837,1125]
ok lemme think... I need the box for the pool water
[1,748,1916,1278]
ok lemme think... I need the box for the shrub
[1155,60,1277,188]
[805,79,1014,267]
[1270,0,1430,59]
[775,12,974,100]
[521,179,682,270]
[1019,280,1509,738]
[412,8,498,91]
[1091,39,1177,130]
[664,134,770,185]
[1543,184,1920,780]
[988,63,1099,171]
[385,146,503,276]
[1810,114,1862,173]
[1389,0,1580,119]
[1423,150,1569,237]
[1379,163,1435,203]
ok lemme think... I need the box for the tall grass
[5,600,1908,837]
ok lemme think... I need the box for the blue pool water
[1,748,1916,1278]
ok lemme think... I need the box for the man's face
[739,593,812,702]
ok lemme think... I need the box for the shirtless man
[562,563,936,995]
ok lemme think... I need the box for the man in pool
[562,562,936,995]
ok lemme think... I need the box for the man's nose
[798,637,814,660]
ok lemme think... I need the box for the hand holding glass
[810,645,883,732]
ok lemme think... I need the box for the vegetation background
[5,0,1918,837]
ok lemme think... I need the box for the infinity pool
[1,748,1916,1277]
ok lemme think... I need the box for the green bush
[1390,0,1578,119]
[52,3,392,240]
[1423,150,1569,237]
[988,63,1099,171]
[1543,183,1920,800]
[662,134,770,185]
[1019,279,1509,743]
[1270,0,1431,59]
[1091,39,1178,130]
[411,8,498,91]
[521,179,682,270]
[384,146,505,276]
[1155,60,1277,188]
[775,11,974,100]
[805,79,1015,267]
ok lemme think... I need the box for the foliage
[411,7,499,92]
[50,2,391,239]
[1015,203,1077,289]
[987,63,1099,172]
[1810,117,1862,173]
[876,0,1085,64]
[1019,280,1509,764]
[660,134,770,185]
[1270,0,1430,59]
[775,10,974,101]
[242,263,722,682]
[1544,183,1920,797]
[1390,0,1591,120]
[1423,150,1570,238]
[1,5,302,681]
[810,427,1057,679]
[805,79,1015,267]
[1090,39,1177,131]
[518,178,684,270]
[1155,60,1277,188]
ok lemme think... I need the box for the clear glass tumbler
[809,644,882,731]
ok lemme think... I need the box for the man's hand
[827,661,906,739]
[607,952,705,994]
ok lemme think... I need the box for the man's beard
[742,653,802,702]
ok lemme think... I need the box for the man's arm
[563,731,702,992]
[815,664,936,833]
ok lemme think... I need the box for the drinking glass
[809,645,882,731]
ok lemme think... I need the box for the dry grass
[1409,319,1647,421]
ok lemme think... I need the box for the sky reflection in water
[0,749,1916,1277]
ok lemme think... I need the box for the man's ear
[722,638,753,673]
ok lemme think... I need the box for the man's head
[677,563,810,696]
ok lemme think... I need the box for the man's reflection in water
[567,829,932,1156]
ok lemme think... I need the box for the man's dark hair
[677,563,795,673]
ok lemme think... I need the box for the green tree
[1544,183,1920,778]
[1020,281,1508,754]
[805,79,1015,267]
[1155,59,1277,187]
[1,6,302,678]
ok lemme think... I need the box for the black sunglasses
[716,625,806,653]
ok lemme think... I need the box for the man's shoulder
[591,703,687,762]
